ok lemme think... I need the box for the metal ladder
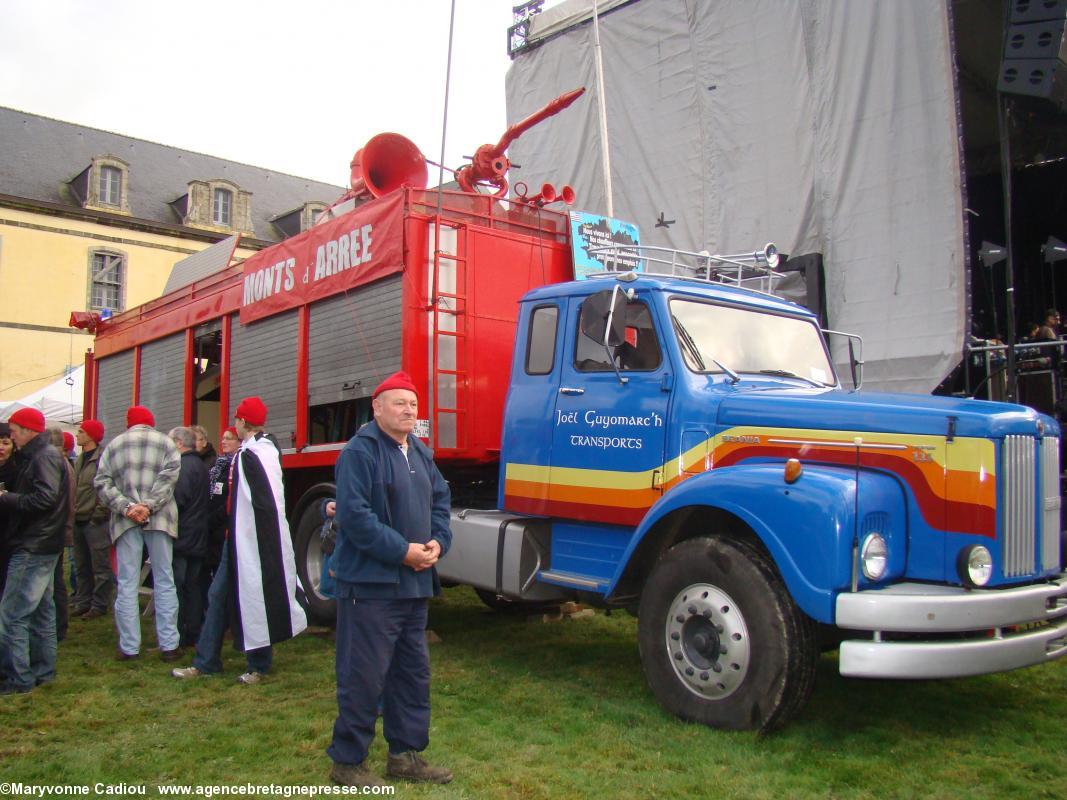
[430,219,468,451]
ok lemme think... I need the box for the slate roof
[0,106,345,243]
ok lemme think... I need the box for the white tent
[0,366,84,426]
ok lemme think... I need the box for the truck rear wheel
[637,536,817,733]
[293,496,337,626]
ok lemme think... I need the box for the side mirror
[847,338,861,390]
[823,329,864,391]
[580,286,628,347]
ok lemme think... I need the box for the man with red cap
[327,371,453,788]
[0,408,70,693]
[94,406,182,661]
[70,420,112,619]
[0,421,18,596]
[172,396,306,685]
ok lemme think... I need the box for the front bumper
[835,573,1067,679]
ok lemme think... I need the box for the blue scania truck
[84,178,1067,733]
[436,244,1067,733]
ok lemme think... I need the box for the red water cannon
[514,181,576,208]
[455,87,585,197]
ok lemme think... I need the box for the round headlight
[861,533,888,581]
[958,545,993,587]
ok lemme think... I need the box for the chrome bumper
[835,573,1067,679]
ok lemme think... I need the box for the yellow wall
[0,206,257,400]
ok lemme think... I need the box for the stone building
[0,106,343,403]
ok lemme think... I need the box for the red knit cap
[223,426,238,438]
[372,371,418,400]
[62,431,75,452]
[126,406,155,428]
[235,396,268,427]
[9,407,46,433]
[80,419,105,443]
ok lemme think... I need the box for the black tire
[637,536,818,733]
[293,497,337,626]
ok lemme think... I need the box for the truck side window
[575,300,661,372]
[525,305,559,375]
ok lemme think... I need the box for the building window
[213,188,233,226]
[90,250,125,312]
[99,165,122,206]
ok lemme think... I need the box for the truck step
[538,570,607,592]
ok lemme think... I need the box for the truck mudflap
[836,573,1067,679]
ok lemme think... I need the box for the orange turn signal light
[784,458,803,484]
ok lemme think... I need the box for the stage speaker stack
[998,0,1067,111]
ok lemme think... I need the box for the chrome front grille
[1003,435,1036,577]
[1041,437,1062,572]
[1002,435,1061,578]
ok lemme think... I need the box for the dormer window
[69,155,130,213]
[213,187,233,226]
[179,179,252,234]
[271,201,331,239]
[99,165,122,206]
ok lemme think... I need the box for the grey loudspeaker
[999,0,1067,109]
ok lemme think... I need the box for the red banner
[239,191,405,323]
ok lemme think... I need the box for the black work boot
[329,761,389,789]
[386,751,453,784]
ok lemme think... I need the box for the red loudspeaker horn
[349,133,428,199]
[560,185,576,205]
[525,183,558,207]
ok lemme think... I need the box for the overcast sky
[0,0,563,187]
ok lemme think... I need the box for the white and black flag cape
[229,432,307,650]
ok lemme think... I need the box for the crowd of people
[0,372,454,788]
[0,399,305,690]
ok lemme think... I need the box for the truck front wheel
[637,536,817,733]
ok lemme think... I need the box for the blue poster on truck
[569,211,642,279]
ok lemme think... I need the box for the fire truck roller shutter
[94,349,135,448]
[308,276,402,407]
[138,332,186,434]
[228,310,299,449]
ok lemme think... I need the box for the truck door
[549,291,671,526]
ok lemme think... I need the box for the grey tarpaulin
[506,0,965,394]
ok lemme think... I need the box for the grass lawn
[1,586,1065,799]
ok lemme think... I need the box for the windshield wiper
[758,369,826,387]
[671,316,707,372]
[713,359,741,384]
[671,315,741,384]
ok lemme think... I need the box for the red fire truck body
[85,187,573,472]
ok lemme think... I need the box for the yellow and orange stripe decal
[503,426,997,534]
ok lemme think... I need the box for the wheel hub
[664,583,750,700]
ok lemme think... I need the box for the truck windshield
[669,298,835,386]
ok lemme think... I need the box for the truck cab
[440,265,1067,732]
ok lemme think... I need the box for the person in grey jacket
[94,406,181,661]
[0,408,70,694]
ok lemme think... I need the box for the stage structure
[505,0,1067,395]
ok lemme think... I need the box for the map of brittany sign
[569,211,642,280]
